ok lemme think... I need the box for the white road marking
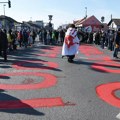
[116,113,120,119]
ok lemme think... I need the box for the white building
[108,19,120,31]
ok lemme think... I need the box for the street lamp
[48,15,53,29]
[101,16,105,23]
[3,4,6,29]
[3,4,6,16]
[85,7,87,19]
[48,15,53,23]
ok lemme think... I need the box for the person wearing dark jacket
[0,29,8,61]
[113,28,120,58]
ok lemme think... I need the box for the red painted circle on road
[96,82,120,108]
[0,72,57,90]
[12,60,58,70]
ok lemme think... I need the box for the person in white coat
[62,24,80,63]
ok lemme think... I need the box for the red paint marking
[0,46,74,109]
[36,47,61,58]
[12,60,58,70]
[80,45,103,56]
[79,45,120,108]
[0,97,65,109]
[79,45,107,60]
[92,57,120,66]
[91,65,120,73]
[91,58,120,74]
[88,56,110,61]
[96,82,120,108]
[0,72,57,90]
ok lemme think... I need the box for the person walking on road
[62,24,80,63]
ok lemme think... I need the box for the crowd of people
[0,27,67,61]
[77,28,120,58]
[38,29,66,45]
[0,28,37,61]
[0,24,120,62]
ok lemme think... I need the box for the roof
[28,22,42,28]
[0,15,20,23]
[75,18,86,25]
[22,21,42,28]
[75,15,101,26]
[108,19,120,26]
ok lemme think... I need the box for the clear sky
[0,0,120,29]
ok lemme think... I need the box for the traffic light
[8,0,11,8]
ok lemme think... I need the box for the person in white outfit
[62,24,80,63]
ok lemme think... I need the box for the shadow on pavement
[0,90,45,116]
[0,66,12,69]
[0,75,10,79]
[73,59,120,68]
[70,59,120,73]
[12,60,62,72]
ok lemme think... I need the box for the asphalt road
[0,42,120,120]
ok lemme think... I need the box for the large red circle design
[0,72,57,90]
[96,82,120,108]
[12,60,59,70]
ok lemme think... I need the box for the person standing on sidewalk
[113,28,120,58]
[0,29,8,61]
[62,24,80,63]
[7,29,13,51]
[100,30,106,49]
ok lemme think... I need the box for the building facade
[74,15,102,32]
[108,19,120,31]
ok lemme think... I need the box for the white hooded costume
[62,27,80,56]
